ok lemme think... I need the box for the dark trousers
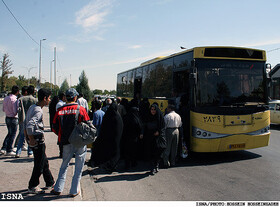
[29,143,54,189]
[2,117,18,153]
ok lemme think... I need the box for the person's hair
[167,104,176,111]
[11,85,19,95]
[66,97,75,102]
[21,86,28,95]
[79,93,83,97]
[58,92,65,100]
[106,98,112,105]
[27,85,35,95]
[94,100,102,110]
[38,88,51,102]
[116,97,121,104]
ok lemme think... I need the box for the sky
[1,0,280,91]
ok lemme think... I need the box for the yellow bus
[117,46,270,152]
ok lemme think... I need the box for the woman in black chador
[92,103,123,172]
[142,104,166,175]
[122,106,143,170]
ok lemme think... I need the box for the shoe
[50,189,61,195]
[45,183,55,190]
[155,167,159,173]
[28,154,33,158]
[22,146,28,151]
[69,191,80,197]
[0,149,6,155]
[13,147,17,152]
[15,154,20,158]
[28,186,45,194]
[150,168,157,175]
[6,151,16,156]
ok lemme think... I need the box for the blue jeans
[1,117,18,153]
[16,123,33,155]
[54,144,86,195]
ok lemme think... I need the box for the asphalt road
[1,101,279,201]
[88,125,280,201]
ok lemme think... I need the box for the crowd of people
[1,85,189,196]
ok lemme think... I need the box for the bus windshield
[196,59,266,107]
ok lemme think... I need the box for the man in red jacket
[51,88,89,197]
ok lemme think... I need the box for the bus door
[134,77,142,100]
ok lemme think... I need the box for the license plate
[228,143,246,149]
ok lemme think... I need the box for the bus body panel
[190,110,270,152]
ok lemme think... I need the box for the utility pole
[50,60,54,89]
[39,38,46,86]
[24,66,36,85]
[54,47,57,86]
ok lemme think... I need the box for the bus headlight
[245,126,270,135]
[192,127,231,139]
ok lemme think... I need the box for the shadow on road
[176,150,261,167]
[0,188,70,201]
[85,150,262,183]
[270,124,280,131]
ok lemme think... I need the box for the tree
[59,79,69,93]
[0,53,13,92]
[16,75,28,89]
[93,89,103,95]
[76,70,92,101]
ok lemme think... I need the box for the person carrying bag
[69,105,97,148]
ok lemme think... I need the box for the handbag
[69,105,97,148]
[155,132,167,149]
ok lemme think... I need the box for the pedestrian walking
[56,91,66,111]
[101,98,112,113]
[91,102,123,173]
[162,104,182,168]
[142,104,166,175]
[122,106,143,170]
[55,92,66,158]
[15,85,37,158]
[51,88,90,197]
[89,100,105,167]
[77,93,89,113]
[24,88,54,194]
[0,85,19,156]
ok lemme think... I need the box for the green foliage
[59,79,69,93]
[76,70,92,101]
[1,53,13,92]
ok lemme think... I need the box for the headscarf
[148,104,165,133]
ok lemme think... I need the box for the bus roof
[118,46,266,74]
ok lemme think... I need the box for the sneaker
[28,186,45,194]
[0,149,6,155]
[15,154,20,158]
[45,183,55,190]
[22,146,28,151]
[13,147,17,152]
[69,191,80,197]
[28,154,33,158]
[50,189,61,195]
[6,151,16,156]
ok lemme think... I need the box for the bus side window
[276,104,280,111]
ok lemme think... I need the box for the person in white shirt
[163,104,182,168]
[77,93,89,113]
[56,92,66,111]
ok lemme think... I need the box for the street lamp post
[39,38,46,86]
[24,66,36,85]
[50,60,54,89]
